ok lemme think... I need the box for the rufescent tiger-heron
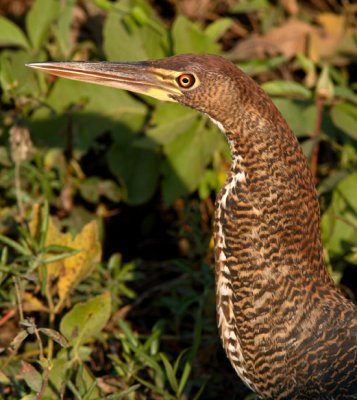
[27,54,357,399]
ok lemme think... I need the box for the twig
[13,276,24,321]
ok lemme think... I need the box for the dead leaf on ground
[232,18,314,60]
[309,12,349,63]
[231,13,354,63]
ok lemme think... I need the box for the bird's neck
[213,100,333,296]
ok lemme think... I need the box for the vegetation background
[0,0,356,399]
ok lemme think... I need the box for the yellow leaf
[57,220,102,307]
[29,205,102,308]
[23,292,49,312]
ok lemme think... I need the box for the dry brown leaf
[232,13,353,63]
[176,0,212,20]
[233,19,314,60]
[281,0,299,16]
[309,13,347,62]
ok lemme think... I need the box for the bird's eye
[176,73,196,89]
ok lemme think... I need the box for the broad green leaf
[330,102,357,140]
[205,18,233,41]
[238,56,286,76]
[321,173,357,258]
[104,2,168,62]
[172,16,219,54]
[272,99,316,137]
[79,178,122,204]
[94,0,113,11]
[75,365,100,399]
[21,362,42,393]
[53,0,76,57]
[231,0,270,12]
[107,138,161,205]
[334,86,357,105]
[147,103,197,144]
[103,8,148,61]
[0,16,30,49]
[317,170,349,195]
[262,80,312,99]
[26,0,60,50]
[43,358,68,399]
[60,293,111,349]
[0,50,42,98]
[300,138,316,158]
[30,77,147,151]
[162,118,224,204]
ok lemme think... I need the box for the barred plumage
[28,53,357,399]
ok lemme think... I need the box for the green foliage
[0,0,356,399]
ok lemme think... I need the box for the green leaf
[53,0,76,57]
[107,384,141,399]
[205,18,233,41]
[330,102,357,140]
[60,293,111,349]
[160,353,178,393]
[321,173,357,258]
[79,177,122,204]
[26,0,60,50]
[21,361,43,393]
[317,170,350,195]
[0,234,30,255]
[0,50,43,99]
[30,77,147,151]
[262,80,311,99]
[147,103,197,145]
[231,0,270,13]
[238,56,286,76]
[272,99,316,137]
[76,365,100,400]
[103,3,168,62]
[172,15,219,54]
[107,139,160,205]
[0,16,30,49]
[334,86,357,105]
[43,358,69,399]
[162,117,224,204]
[118,319,139,347]
[103,10,146,61]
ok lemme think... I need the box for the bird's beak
[26,61,183,102]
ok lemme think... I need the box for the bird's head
[27,54,253,131]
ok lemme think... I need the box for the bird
[27,54,357,399]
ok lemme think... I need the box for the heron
[27,54,357,399]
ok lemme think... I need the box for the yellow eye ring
[176,73,196,89]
